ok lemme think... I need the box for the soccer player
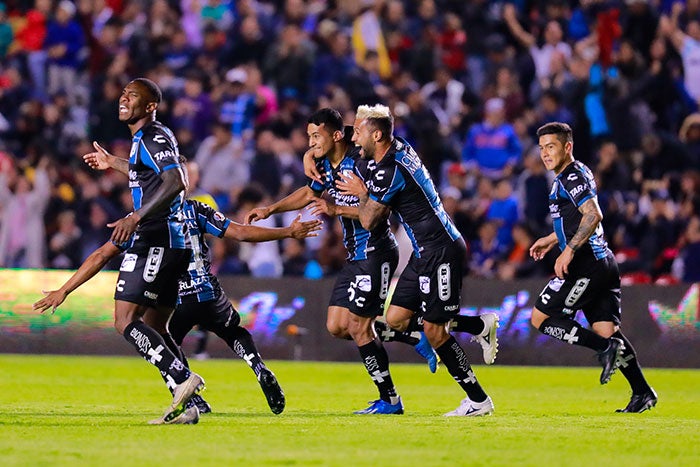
[529,122,657,412]
[33,197,322,418]
[78,77,205,424]
[336,104,496,417]
[245,108,431,414]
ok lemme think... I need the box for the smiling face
[538,133,573,174]
[118,81,157,126]
[306,122,337,159]
[351,118,377,160]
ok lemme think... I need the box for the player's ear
[333,130,343,142]
[146,102,158,113]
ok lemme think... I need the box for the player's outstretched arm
[305,197,359,220]
[226,213,322,242]
[33,242,121,314]
[83,142,129,175]
[244,186,318,224]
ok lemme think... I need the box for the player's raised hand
[33,289,68,314]
[289,214,322,239]
[245,206,271,224]
[83,141,112,170]
[336,171,367,198]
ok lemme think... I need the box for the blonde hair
[356,104,391,120]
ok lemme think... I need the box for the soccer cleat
[149,405,200,425]
[597,338,625,384]
[414,332,439,373]
[161,372,205,422]
[616,388,658,413]
[188,394,212,414]
[354,397,404,415]
[258,368,285,414]
[471,313,499,365]
[444,395,495,417]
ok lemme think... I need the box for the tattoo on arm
[358,196,390,230]
[568,198,603,251]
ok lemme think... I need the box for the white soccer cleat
[160,372,205,423]
[471,313,499,365]
[149,405,200,425]
[444,395,495,417]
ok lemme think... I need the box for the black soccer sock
[449,315,485,335]
[613,331,653,394]
[435,336,487,402]
[159,332,190,394]
[225,326,265,377]
[374,321,420,345]
[538,317,609,352]
[358,339,398,403]
[123,322,190,387]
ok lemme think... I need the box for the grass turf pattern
[1,355,698,466]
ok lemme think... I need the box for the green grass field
[1,355,698,466]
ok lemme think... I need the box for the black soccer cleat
[616,388,658,413]
[188,394,212,414]
[597,337,625,385]
[258,368,285,415]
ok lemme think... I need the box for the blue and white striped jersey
[127,121,187,248]
[366,137,461,257]
[549,161,610,261]
[308,148,397,261]
[178,199,231,304]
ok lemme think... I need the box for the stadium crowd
[0,0,699,283]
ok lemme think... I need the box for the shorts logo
[547,278,565,293]
[143,247,164,283]
[438,263,451,301]
[144,290,158,300]
[116,279,126,292]
[120,253,138,272]
[355,275,372,292]
[565,278,590,307]
[379,263,390,299]
[419,276,430,295]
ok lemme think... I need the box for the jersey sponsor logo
[152,134,168,144]
[373,169,386,181]
[565,278,590,307]
[153,150,175,161]
[569,184,586,198]
[419,276,430,295]
[120,253,138,272]
[143,247,164,283]
[567,173,578,181]
[128,170,139,188]
[438,263,451,301]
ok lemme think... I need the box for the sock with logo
[374,320,420,345]
[449,315,485,335]
[159,332,191,393]
[123,321,190,386]
[435,335,487,402]
[538,317,609,351]
[612,330,652,394]
[358,339,399,404]
[224,325,265,377]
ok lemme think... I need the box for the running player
[337,104,496,417]
[34,195,322,418]
[529,122,657,412]
[246,108,432,414]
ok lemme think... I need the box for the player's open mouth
[119,105,128,113]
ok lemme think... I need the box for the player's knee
[327,322,350,339]
[386,315,408,332]
[423,321,448,348]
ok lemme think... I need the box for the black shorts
[328,247,399,317]
[114,246,191,309]
[169,292,241,345]
[390,239,466,324]
[535,254,621,325]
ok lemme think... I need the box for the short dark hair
[308,108,344,134]
[131,78,162,104]
[536,121,572,145]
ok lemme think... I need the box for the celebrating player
[529,122,657,412]
[337,104,497,417]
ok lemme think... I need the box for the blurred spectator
[48,209,82,269]
[421,66,464,139]
[45,0,86,103]
[236,184,283,278]
[0,159,50,268]
[486,178,520,249]
[172,71,214,144]
[263,22,314,102]
[516,150,551,236]
[462,97,522,180]
[468,220,505,279]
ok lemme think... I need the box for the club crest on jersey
[419,276,430,294]
[214,211,225,221]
